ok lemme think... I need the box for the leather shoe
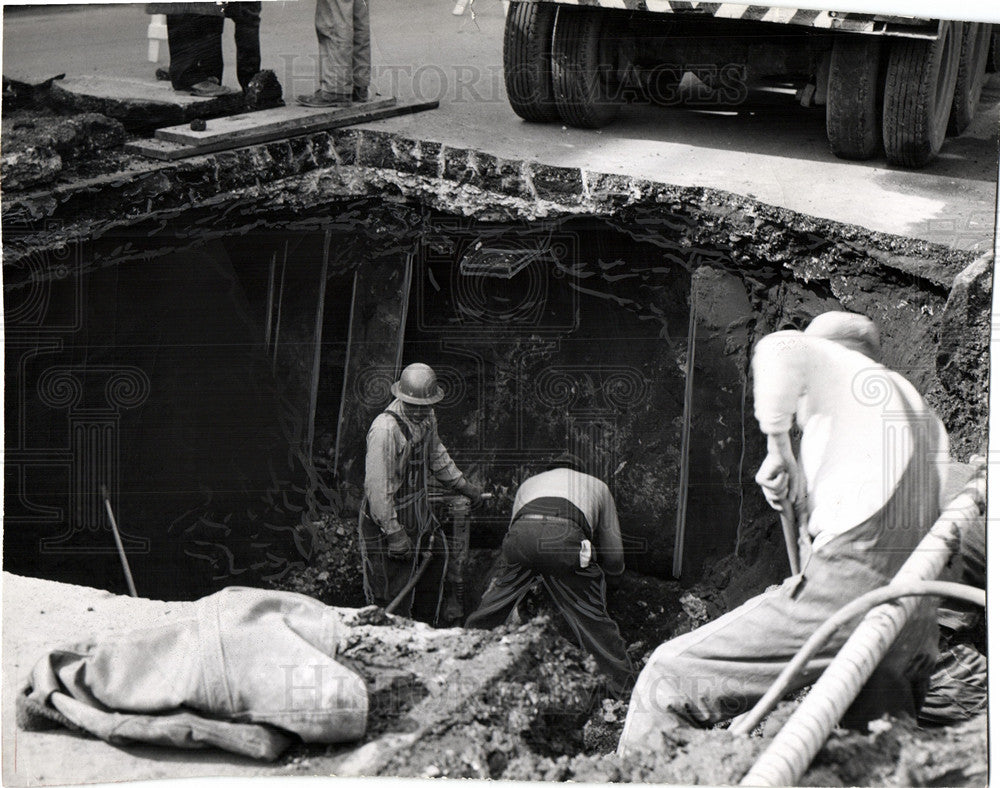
[187,78,234,98]
[297,90,351,108]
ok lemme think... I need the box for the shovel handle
[385,532,437,614]
[101,484,138,598]
[779,500,801,576]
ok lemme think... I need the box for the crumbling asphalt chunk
[1,110,126,189]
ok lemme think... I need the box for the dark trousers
[225,2,262,92]
[167,3,261,92]
[466,557,635,695]
[167,13,223,90]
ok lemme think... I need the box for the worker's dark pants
[167,13,224,90]
[617,548,938,754]
[466,557,635,695]
[224,2,262,92]
[167,3,261,92]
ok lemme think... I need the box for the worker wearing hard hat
[360,363,484,621]
[618,311,945,754]
[466,453,635,696]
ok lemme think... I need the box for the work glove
[455,477,485,504]
[386,528,413,560]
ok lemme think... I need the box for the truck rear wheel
[948,22,992,135]
[552,7,621,129]
[503,1,560,123]
[883,20,962,168]
[826,36,884,160]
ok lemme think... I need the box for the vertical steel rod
[333,269,360,476]
[264,250,276,349]
[672,283,698,579]
[306,230,331,460]
[394,252,415,379]
[272,241,288,376]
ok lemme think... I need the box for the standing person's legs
[201,15,225,85]
[167,13,224,90]
[352,0,372,98]
[226,1,262,91]
[541,565,635,695]
[313,0,354,98]
[466,557,538,628]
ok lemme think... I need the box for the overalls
[359,411,465,624]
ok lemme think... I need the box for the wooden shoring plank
[155,97,397,144]
[124,99,440,161]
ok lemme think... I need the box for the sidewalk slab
[48,74,247,131]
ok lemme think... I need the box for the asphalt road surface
[3,1,998,251]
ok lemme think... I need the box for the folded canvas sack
[17,587,368,760]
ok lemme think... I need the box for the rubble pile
[0,109,126,189]
[288,606,987,786]
[4,572,986,786]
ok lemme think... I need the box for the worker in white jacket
[618,311,945,754]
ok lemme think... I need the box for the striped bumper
[523,1,940,38]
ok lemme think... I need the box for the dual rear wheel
[826,20,988,167]
[504,2,621,128]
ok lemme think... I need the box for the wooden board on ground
[125,97,438,161]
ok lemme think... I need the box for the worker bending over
[618,311,945,753]
[466,454,636,695]
[360,363,483,622]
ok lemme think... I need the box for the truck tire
[826,36,884,160]
[504,1,559,123]
[883,20,962,168]
[552,7,621,129]
[948,22,992,135]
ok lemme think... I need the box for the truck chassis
[503,1,994,167]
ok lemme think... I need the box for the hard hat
[804,311,881,362]
[390,363,445,405]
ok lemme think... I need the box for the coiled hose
[731,580,985,737]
